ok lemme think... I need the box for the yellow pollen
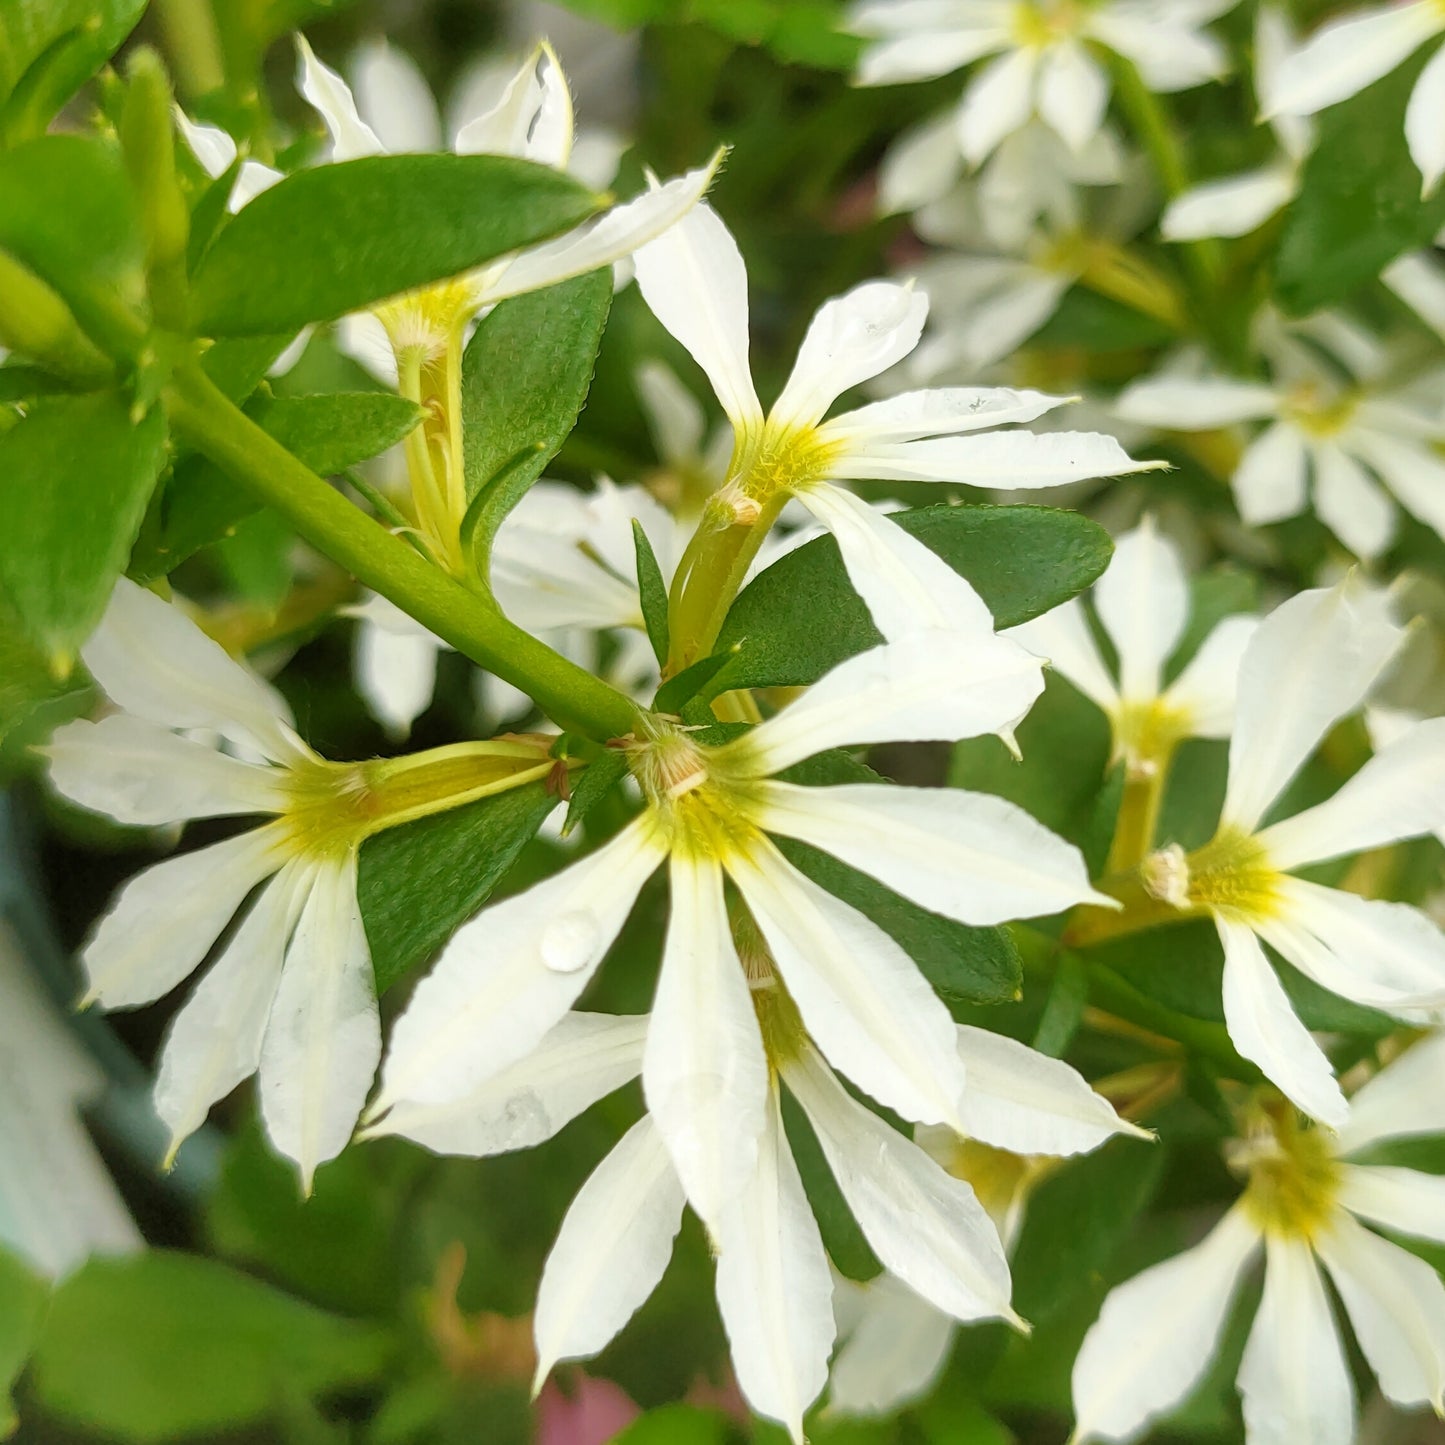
[734,422,844,503]
[1010,0,1087,47]
[1231,1102,1342,1241]
[376,278,476,365]
[1279,380,1358,440]
[1180,828,1284,918]
[625,727,765,860]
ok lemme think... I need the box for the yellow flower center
[733,421,845,503]
[1113,698,1193,777]
[376,278,476,366]
[1232,1102,1342,1241]
[1010,0,1088,48]
[1280,379,1358,440]
[1143,828,1284,918]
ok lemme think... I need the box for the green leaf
[194,155,601,336]
[653,647,739,716]
[1031,953,1087,1058]
[710,505,1113,694]
[215,510,294,609]
[1275,54,1445,316]
[612,1404,732,1445]
[0,0,144,116]
[634,519,671,665]
[358,781,559,993]
[0,391,166,665]
[29,1251,390,1443]
[563,747,631,836]
[0,1247,48,1435]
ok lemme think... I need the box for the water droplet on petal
[540,910,600,973]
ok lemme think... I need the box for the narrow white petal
[752,780,1105,925]
[294,34,384,160]
[1218,915,1347,1127]
[353,614,441,739]
[82,578,305,765]
[1222,580,1404,833]
[1311,441,1396,558]
[877,112,965,214]
[455,43,574,167]
[480,161,718,307]
[1338,1164,1445,1245]
[1007,598,1119,714]
[1162,614,1259,738]
[1091,7,1229,90]
[1161,165,1298,240]
[910,265,1069,374]
[713,1086,834,1443]
[81,828,282,1009]
[827,429,1156,487]
[1336,1032,1445,1154]
[827,1274,955,1416]
[955,1024,1147,1156]
[1037,42,1109,153]
[770,282,928,433]
[1238,1232,1354,1445]
[635,359,706,464]
[727,626,1043,777]
[44,715,283,825]
[855,25,1010,85]
[533,1117,685,1387]
[1115,375,1279,429]
[1234,421,1309,525]
[956,49,1037,167]
[634,201,763,431]
[1071,1204,1262,1443]
[371,1012,645,1156]
[727,839,968,1129]
[232,159,282,209]
[1384,248,1445,341]
[258,853,380,1192]
[174,110,237,178]
[349,40,442,153]
[786,1045,1015,1325]
[1348,429,1445,540]
[819,386,1070,446]
[1095,519,1189,706]
[1264,2,1442,117]
[644,853,769,1232]
[375,815,667,1111]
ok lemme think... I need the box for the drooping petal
[258,852,380,1192]
[1383,248,1445,341]
[1336,1033,1445,1154]
[825,429,1155,487]
[1312,441,1397,559]
[294,34,385,161]
[455,43,573,167]
[877,112,965,214]
[750,780,1107,925]
[785,1044,1016,1326]
[769,282,928,434]
[1338,1164,1445,1245]
[1162,614,1259,738]
[643,853,769,1232]
[349,40,443,153]
[80,827,284,1009]
[44,715,284,826]
[1347,429,1445,541]
[367,1012,645,1156]
[713,1085,834,1444]
[956,48,1038,167]
[1006,598,1119,714]
[819,385,1070,446]
[635,360,706,465]
[1218,915,1348,1127]
[1233,420,1309,525]
[1037,40,1110,153]
[374,815,668,1112]
[727,838,968,1129]
[1070,1204,1262,1444]
[1221,580,1404,833]
[633,201,763,432]
[827,1274,955,1416]
[532,1117,686,1390]
[1161,165,1299,240]
[1237,1232,1355,1445]
[351,603,443,739]
[1090,3,1230,90]
[954,1025,1149,1156]
[1094,518,1189,706]
[854,17,1011,86]
[1114,375,1280,428]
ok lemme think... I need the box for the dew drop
[540,910,601,973]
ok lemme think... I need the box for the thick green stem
[166,359,643,741]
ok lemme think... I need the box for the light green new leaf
[0,391,166,666]
[710,505,1112,695]
[0,1247,48,1436]
[193,155,601,336]
[29,1251,390,1443]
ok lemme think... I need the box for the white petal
[1006,598,1119,714]
[1348,429,1445,541]
[294,34,384,160]
[153,867,307,1153]
[369,1012,645,1156]
[1114,375,1279,429]
[232,159,282,210]
[1383,248,1445,341]
[80,828,282,1009]
[1071,1204,1262,1443]
[455,43,573,168]
[480,160,718,307]
[333,310,398,386]
[1338,1164,1445,1245]
[174,110,237,178]
[1095,518,1189,706]
[727,626,1044,776]
[751,780,1106,925]
[644,853,769,1232]
[1037,41,1109,152]
[827,1274,955,1416]
[1218,914,1347,1127]
[1162,614,1259,738]
[956,48,1038,167]
[82,577,305,766]
[1312,441,1397,558]
[855,24,1010,85]
[533,1117,686,1387]
[635,359,705,464]
[349,40,442,153]
[954,1024,1147,1156]
[374,815,667,1111]
[786,1045,1015,1325]
[44,715,283,825]
[713,1086,834,1443]
[1264,2,1442,118]
[770,282,928,433]
[634,201,763,431]
[1222,580,1404,833]
[258,853,380,1192]
[1161,164,1298,241]
[1091,6,1229,90]
[727,839,968,1129]
[819,385,1071,446]
[1238,1232,1354,1445]
[1336,1032,1445,1154]
[353,614,441,739]
[1233,420,1308,525]
[877,111,965,214]
[910,264,1070,374]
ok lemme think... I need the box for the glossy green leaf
[194,155,601,336]
[0,0,144,116]
[653,647,739,715]
[0,1246,48,1435]
[710,505,1112,694]
[358,780,559,993]
[29,1251,390,1443]
[634,519,671,665]
[563,747,630,836]
[0,391,166,664]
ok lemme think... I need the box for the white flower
[0,923,140,1278]
[849,0,1236,169]
[1071,1043,1445,1444]
[634,359,735,520]
[632,199,1154,648]
[1264,0,1445,196]
[1383,228,1445,343]
[1010,517,1259,775]
[1121,579,1445,1126]
[173,111,283,212]
[1116,316,1445,558]
[43,579,555,1189]
[1161,8,1314,241]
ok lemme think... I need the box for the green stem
[166,358,643,742]
[1062,870,1196,949]
[153,0,225,98]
